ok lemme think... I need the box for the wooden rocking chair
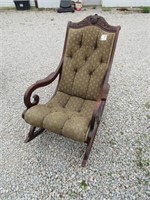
[22,15,121,167]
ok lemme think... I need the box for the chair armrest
[101,83,110,100]
[24,60,63,108]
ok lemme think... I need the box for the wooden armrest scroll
[24,60,63,109]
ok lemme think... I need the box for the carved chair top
[68,14,121,33]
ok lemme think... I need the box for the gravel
[0,7,150,200]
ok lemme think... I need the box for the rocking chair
[22,15,121,167]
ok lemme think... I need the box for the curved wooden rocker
[22,14,121,167]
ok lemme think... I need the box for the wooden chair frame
[22,14,121,167]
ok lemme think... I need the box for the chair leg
[82,138,94,167]
[82,123,100,167]
[81,137,94,167]
[24,126,45,143]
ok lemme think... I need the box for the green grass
[0,7,16,10]
[109,139,116,146]
[146,115,150,119]
[102,7,111,12]
[142,7,150,13]
[92,5,96,9]
[69,190,78,198]
[120,131,124,135]
[135,147,149,170]
[80,180,88,189]
[145,101,150,109]
[137,177,148,185]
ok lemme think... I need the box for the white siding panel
[102,0,150,7]
[0,0,35,8]
[37,0,60,8]
[0,0,14,7]
[83,0,101,5]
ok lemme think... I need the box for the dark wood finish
[82,101,106,167]
[69,14,121,32]
[24,126,45,143]
[23,14,121,167]
[23,59,63,109]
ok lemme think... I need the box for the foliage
[142,7,150,13]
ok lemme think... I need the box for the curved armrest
[101,83,110,100]
[24,60,63,108]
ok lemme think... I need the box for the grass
[145,171,150,177]
[137,177,148,185]
[0,7,16,10]
[80,180,88,189]
[135,147,149,171]
[142,7,150,13]
[92,5,96,9]
[109,139,116,146]
[146,115,150,119]
[102,7,111,12]
[145,101,150,109]
[136,159,149,168]
[120,131,124,135]
[69,190,78,198]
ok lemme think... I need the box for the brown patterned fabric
[24,91,95,142]
[58,26,115,100]
[24,26,115,142]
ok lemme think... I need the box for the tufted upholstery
[59,26,115,100]
[24,91,95,142]
[24,26,115,142]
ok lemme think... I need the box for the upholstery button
[85,57,87,61]
[94,40,98,49]
[89,71,93,76]
[74,68,78,73]
[79,41,82,47]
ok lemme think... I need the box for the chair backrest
[58,15,120,100]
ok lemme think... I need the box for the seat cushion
[24,91,95,142]
[24,105,51,127]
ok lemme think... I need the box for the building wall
[102,0,150,7]
[0,0,150,8]
[0,0,101,8]
[82,0,101,5]
[37,0,60,8]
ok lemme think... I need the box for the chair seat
[24,91,95,142]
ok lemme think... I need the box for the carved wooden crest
[69,14,120,32]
